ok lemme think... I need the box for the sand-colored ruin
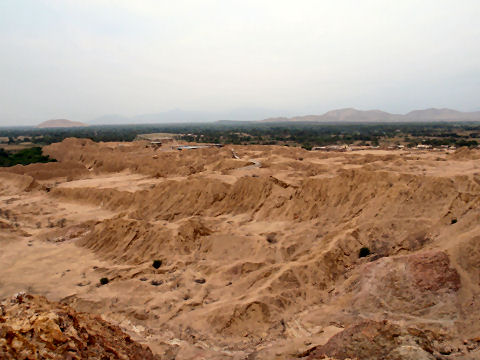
[1,138,480,359]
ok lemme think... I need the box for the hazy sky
[1,0,479,125]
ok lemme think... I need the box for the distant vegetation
[0,146,56,167]
[1,122,479,149]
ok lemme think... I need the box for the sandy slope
[1,139,480,359]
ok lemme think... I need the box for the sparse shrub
[451,218,457,224]
[99,277,109,285]
[152,260,162,269]
[359,247,371,258]
[266,233,277,244]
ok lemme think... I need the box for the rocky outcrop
[305,320,437,359]
[0,293,160,360]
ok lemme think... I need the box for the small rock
[150,280,163,286]
[12,292,26,304]
[194,278,206,284]
[467,343,477,351]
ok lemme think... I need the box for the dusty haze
[1,1,479,125]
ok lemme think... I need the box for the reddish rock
[306,320,437,360]
[0,293,160,360]
[407,251,460,292]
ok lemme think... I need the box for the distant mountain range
[261,108,480,122]
[88,108,480,125]
[90,108,281,125]
[37,119,88,128]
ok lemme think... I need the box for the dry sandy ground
[1,139,480,359]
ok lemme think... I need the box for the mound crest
[0,173,39,195]
[78,218,172,264]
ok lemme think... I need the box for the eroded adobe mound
[0,293,159,360]
[2,140,480,359]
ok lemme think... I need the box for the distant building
[312,145,348,152]
[176,144,223,151]
[416,144,432,149]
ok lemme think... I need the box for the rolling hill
[262,108,480,122]
[36,119,88,128]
